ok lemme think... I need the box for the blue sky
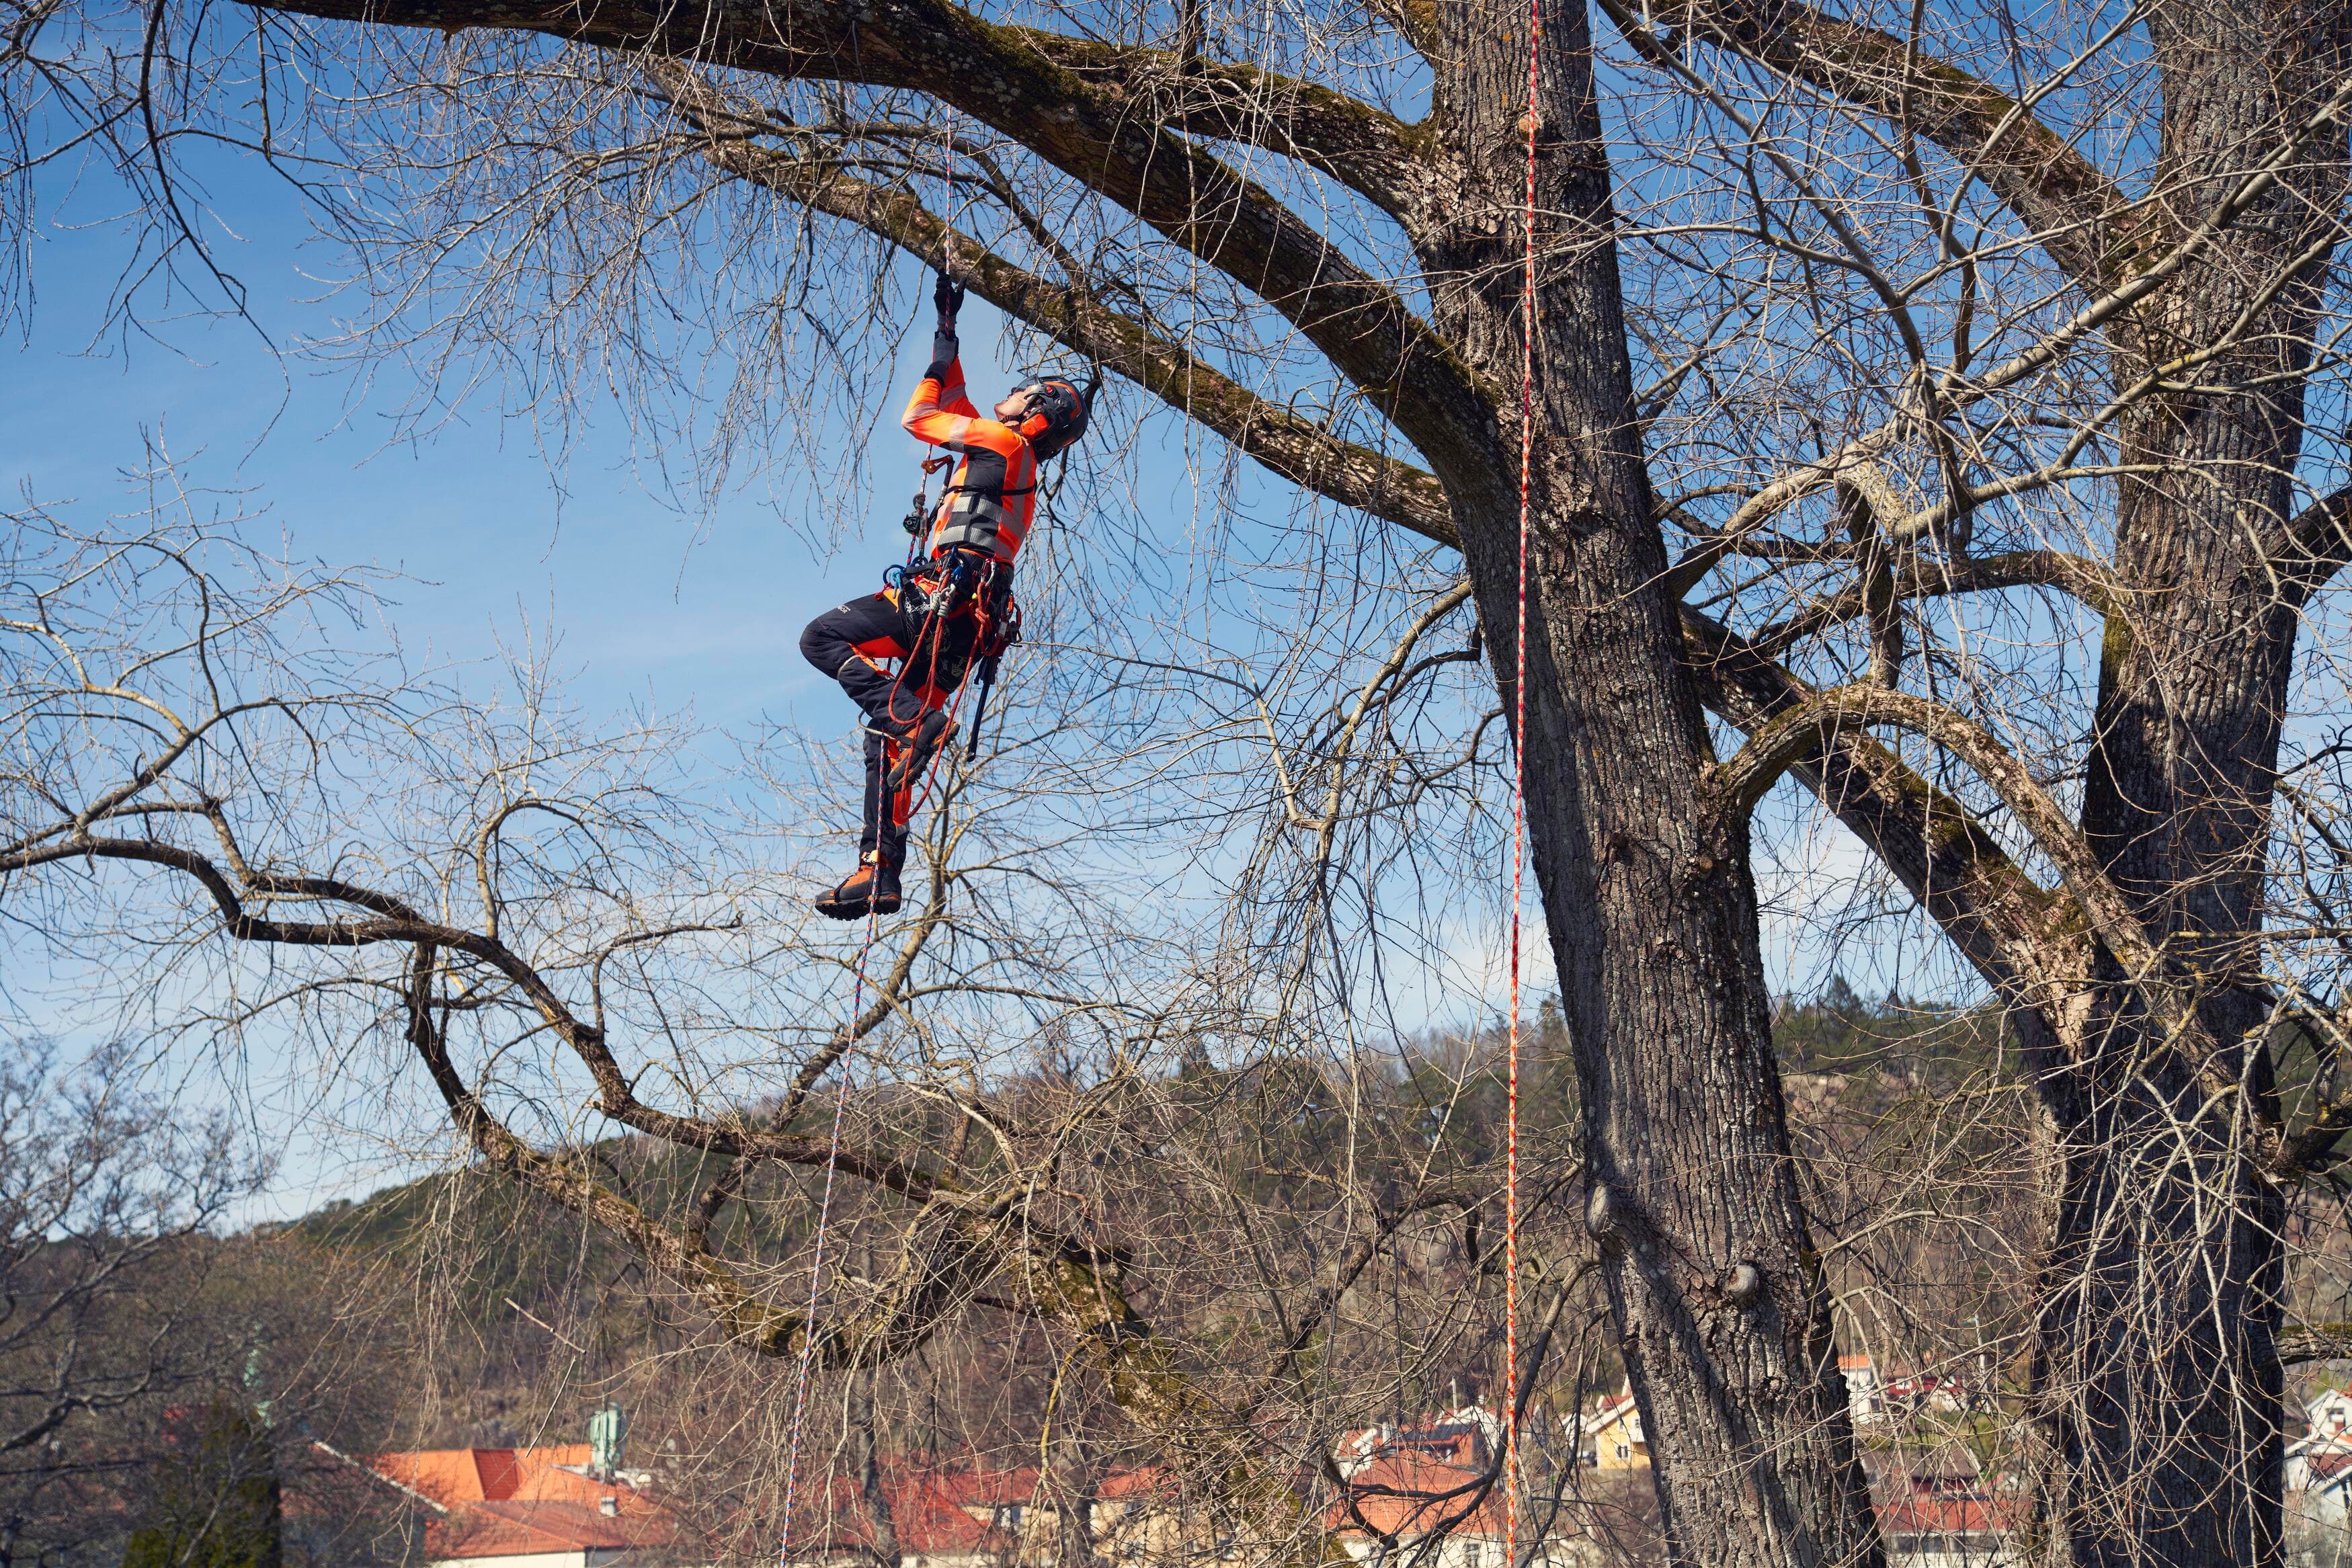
[0,187,1020,736]
[0,143,1090,1213]
[0,124,1937,1219]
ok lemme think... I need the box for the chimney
[589,1403,628,1481]
[600,1496,620,1518]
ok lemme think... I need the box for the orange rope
[1506,1,1539,1561]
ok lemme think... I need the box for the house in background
[1091,1466,1186,1565]
[2287,1384,2352,1563]
[1575,1390,1646,1471]
[1327,1445,1506,1568]
[1838,1354,1977,1428]
[335,1440,679,1568]
[774,1460,1024,1568]
[1571,1360,1960,1469]
[1879,1371,1971,1417]
[319,1397,2024,1568]
[2296,1384,2352,1487]
[1326,1439,1588,1568]
[1842,1356,1888,1425]
[1875,1472,2018,1568]
[1334,1404,1499,1478]
[2292,1382,2352,1516]
[780,1456,1214,1568]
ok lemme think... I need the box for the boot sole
[814,883,903,920]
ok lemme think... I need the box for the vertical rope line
[940,104,959,274]
[779,94,964,1567]
[1507,1,1540,1561]
[778,916,875,1568]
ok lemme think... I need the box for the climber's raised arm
[903,273,985,440]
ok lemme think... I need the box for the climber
[799,270,1093,921]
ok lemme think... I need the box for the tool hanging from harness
[885,545,1020,655]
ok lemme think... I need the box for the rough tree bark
[2039,7,2352,1559]
[1620,0,2352,1555]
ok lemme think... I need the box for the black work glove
[933,270,967,331]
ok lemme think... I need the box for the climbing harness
[932,481,1032,559]
[868,543,1016,794]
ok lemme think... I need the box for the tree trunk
[2048,5,2352,1561]
[1420,1,1881,1561]
[852,1366,901,1567]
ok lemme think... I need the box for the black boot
[814,857,903,921]
[883,708,959,792]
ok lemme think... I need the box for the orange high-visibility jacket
[902,353,1040,567]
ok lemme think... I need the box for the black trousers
[800,591,978,866]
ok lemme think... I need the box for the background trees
[0,1045,410,1567]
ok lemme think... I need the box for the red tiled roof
[2311,1452,2352,1483]
[367,1443,599,1504]
[1097,1467,1175,1501]
[1327,1450,1505,1540]
[784,1462,1034,1558]
[1875,1487,2016,1537]
[438,1497,674,1557]
[350,1444,677,1559]
[918,1462,1039,1510]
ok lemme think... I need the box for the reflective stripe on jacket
[901,355,1039,566]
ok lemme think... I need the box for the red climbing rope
[1506,1,1539,1562]
[778,104,987,1568]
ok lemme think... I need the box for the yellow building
[1580,1389,1648,1471]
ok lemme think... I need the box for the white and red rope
[1506,3,1541,1563]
